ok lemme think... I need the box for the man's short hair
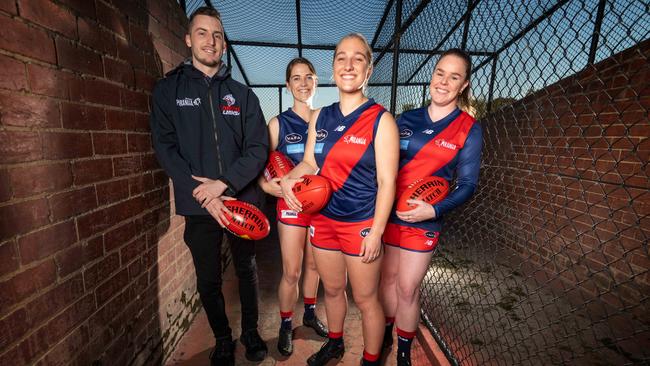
[187,6,224,33]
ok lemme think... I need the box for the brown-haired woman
[379,48,483,366]
[280,33,399,366]
[258,57,328,357]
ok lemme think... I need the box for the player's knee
[322,282,346,298]
[282,267,301,285]
[397,281,420,303]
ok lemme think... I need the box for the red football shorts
[276,198,311,227]
[383,223,440,252]
[309,214,374,256]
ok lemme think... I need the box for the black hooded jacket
[150,60,269,215]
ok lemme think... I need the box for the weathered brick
[0,132,41,164]
[26,64,77,99]
[0,260,57,310]
[72,158,114,185]
[120,88,149,112]
[55,235,103,277]
[113,155,142,176]
[96,178,129,206]
[49,186,98,221]
[41,132,93,159]
[0,15,56,63]
[95,268,128,305]
[78,17,117,56]
[59,0,96,19]
[0,91,60,128]
[18,220,78,264]
[0,308,32,350]
[83,253,119,290]
[0,198,49,240]
[127,133,152,153]
[83,78,122,106]
[20,0,77,38]
[0,240,19,277]
[104,57,134,87]
[92,132,128,155]
[9,162,72,198]
[37,324,89,366]
[96,1,128,38]
[0,54,27,90]
[61,103,106,130]
[106,109,135,130]
[56,38,103,77]
[25,274,84,325]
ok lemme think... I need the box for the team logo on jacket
[221,94,240,116]
[400,129,413,138]
[343,135,367,145]
[316,129,328,141]
[434,139,457,150]
[359,228,371,237]
[176,97,201,107]
[285,133,303,143]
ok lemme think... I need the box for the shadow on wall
[0,0,198,365]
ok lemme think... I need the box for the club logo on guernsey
[400,129,413,138]
[316,129,328,141]
[343,135,367,145]
[359,228,371,237]
[285,133,303,143]
[176,97,201,107]
[435,139,457,150]
[221,94,240,116]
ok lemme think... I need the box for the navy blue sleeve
[432,122,483,217]
[149,80,200,193]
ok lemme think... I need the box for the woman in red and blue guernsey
[281,33,399,366]
[258,58,328,357]
[380,49,483,366]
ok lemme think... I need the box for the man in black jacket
[150,6,269,366]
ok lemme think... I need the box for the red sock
[363,350,380,361]
[328,330,343,339]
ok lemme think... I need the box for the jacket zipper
[208,87,224,175]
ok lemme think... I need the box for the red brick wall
[446,39,649,310]
[0,0,197,364]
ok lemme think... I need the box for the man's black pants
[183,215,259,341]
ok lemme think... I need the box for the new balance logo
[334,125,346,132]
[422,129,434,135]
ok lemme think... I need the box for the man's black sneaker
[209,338,235,366]
[277,327,293,356]
[397,351,412,366]
[240,329,268,361]
[307,338,345,366]
[303,315,328,338]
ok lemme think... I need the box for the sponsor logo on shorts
[425,231,437,239]
[400,128,413,138]
[359,227,371,237]
[281,210,298,219]
[434,139,457,150]
[285,133,303,143]
[176,97,201,107]
[425,240,434,246]
[316,129,328,141]
[309,226,315,237]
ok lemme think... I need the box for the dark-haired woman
[258,58,327,357]
[281,33,399,366]
[379,49,483,366]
